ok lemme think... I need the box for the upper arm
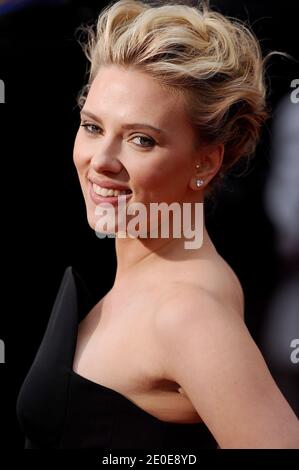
[155,288,299,449]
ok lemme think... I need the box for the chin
[85,201,98,229]
[86,209,119,236]
[86,212,96,231]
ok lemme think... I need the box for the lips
[88,177,132,192]
[88,181,132,206]
[92,182,130,197]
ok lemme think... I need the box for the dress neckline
[69,266,205,427]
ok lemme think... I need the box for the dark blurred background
[0,0,298,448]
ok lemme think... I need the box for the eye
[80,122,102,135]
[80,122,156,148]
[130,135,156,148]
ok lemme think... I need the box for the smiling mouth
[91,182,132,198]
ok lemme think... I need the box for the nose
[90,142,122,174]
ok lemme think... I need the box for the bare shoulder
[153,285,299,448]
[157,254,245,321]
[196,253,245,320]
[154,282,245,355]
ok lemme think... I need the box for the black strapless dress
[16,267,218,449]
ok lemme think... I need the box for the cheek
[145,153,189,202]
[140,153,185,188]
[73,137,90,172]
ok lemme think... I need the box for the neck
[113,207,215,284]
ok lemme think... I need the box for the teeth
[92,183,130,197]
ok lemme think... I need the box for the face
[73,64,202,235]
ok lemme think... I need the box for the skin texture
[73,64,299,447]
[73,64,223,281]
[155,286,299,448]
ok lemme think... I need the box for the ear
[189,143,224,191]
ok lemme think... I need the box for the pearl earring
[195,164,203,188]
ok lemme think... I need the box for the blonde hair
[77,0,275,195]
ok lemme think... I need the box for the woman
[17,0,299,449]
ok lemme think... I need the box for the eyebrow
[80,109,165,135]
